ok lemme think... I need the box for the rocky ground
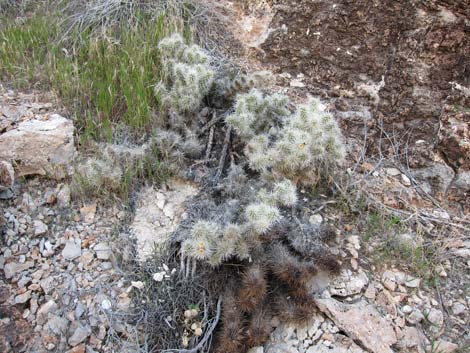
[1,1,470,352]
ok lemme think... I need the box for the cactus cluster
[226,90,345,185]
[270,98,346,183]
[225,88,289,138]
[155,33,215,114]
[75,157,123,192]
[181,178,297,267]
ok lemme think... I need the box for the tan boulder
[0,114,75,179]
[315,297,397,353]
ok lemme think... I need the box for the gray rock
[407,309,424,325]
[62,240,82,260]
[14,290,31,304]
[426,308,443,326]
[3,261,34,279]
[45,314,68,334]
[56,184,71,207]
[37,300,58,325]
[75,302,86,320]
[412,164,455,194]
[94,242,111,260]
[68,324,91,346]
[34,220,48,236]
[454,171,470,191]
[452,302,466,316]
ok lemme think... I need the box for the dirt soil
[214,0,470,212]
[260,0,469,143]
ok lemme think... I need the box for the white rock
[62,240,82,260]
[56,184,71,207]
[401,174,411,186]
[452,302,466,315]
[247,347,263,353]
[153,272,165,282]
[386,168,401,176]
[290,79,306,88]
[426,308,443,326]
[131,181,198,261]
[131,281,145,289]
[0,114,75,179]
[101,299,112,310]
[405,277,420,288]
[34,220,48,236]
[94,242,112,260]
[309,214,323,225]
[402,305,413,314]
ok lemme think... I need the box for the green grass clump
[0,9,177,142]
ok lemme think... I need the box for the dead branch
[200,112,221,135]
[213,126,232,184]
[204,126,215,161]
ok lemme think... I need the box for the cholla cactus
[75,157,123,191]
[272,179,298,206]
[156,34,214,114]
[166,62,214,113]
[258,179,297,207]
[269,98,345,184]
[229,92,345,185]
[226,89,289,139]
[182,220,220,261]
[245,203,281,234]
[158,33,186,61]
[244,134,271,172]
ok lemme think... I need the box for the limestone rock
[68,324,90,347]
[56,184,71,207]
[34,220,48,236]
[426,308,443,327]
[315,298,397,353]
[412,163,455,195]
[130,179,198,261]
[0,114,75,179]
[3,261,34,279]
[94,242,112,260]
[434,339,458,353]
[306,334,365,352]
[37,300,58,325]
[62,240,82,261]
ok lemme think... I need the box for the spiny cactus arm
[245,203,281,234]
[272,179,298,206]
[158,33,186,60]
